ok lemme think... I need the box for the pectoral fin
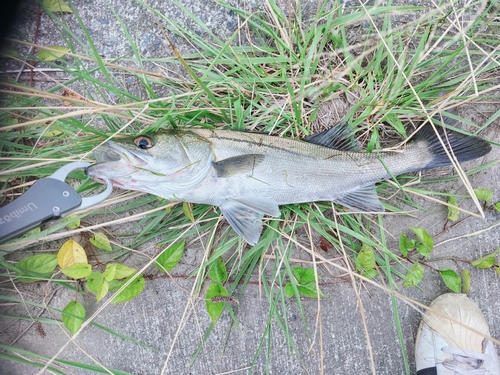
[213,154,264,178]
[220,197,281,245]
[336,184,384,212]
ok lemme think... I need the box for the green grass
[1,0,500,373]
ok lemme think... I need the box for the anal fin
[336,184,384,212]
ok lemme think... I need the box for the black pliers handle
[0,162,113,243]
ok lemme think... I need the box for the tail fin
[414,125,491,169]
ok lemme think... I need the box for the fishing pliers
[0,162,112,243]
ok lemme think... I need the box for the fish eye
[134,135,154,150]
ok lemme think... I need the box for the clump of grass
[1,0,499,374]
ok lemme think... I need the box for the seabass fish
[86,123,491,245]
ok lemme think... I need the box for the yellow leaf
[183,202,194,223]
[41,129,65,138]
[58,239,88,269]
[43,0,73,13]
[38,46,70,61]
[63,215,80,229]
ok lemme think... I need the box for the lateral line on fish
[206,133,314,158]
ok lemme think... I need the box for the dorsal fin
[303,122,360,151]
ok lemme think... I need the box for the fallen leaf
[319,231,336,252]
[62,89,83,106]
[44,0,73,13]
[38,46,70,61]
[58,239,88,269]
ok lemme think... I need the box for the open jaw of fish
[86,124,491,245]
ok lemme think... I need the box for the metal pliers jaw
[48,161,113,215]
[0,162,113,243]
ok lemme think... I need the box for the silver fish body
[86,124,490,244]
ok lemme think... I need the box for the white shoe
[415,293,500,375]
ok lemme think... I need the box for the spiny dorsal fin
[303,123,360,151]
[213,154,264,178]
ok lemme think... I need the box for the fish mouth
[85,141,150,182]
[93,141,149,166]
[93,147,121,162]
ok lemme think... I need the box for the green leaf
[439,269,461,294]
[89,232,112,252]
[416,243,431,258]
[356,245,375,272]
[16,254,58,282]
[474,188,492,204]
[61,263,91,279]
[411,227,433,251]
[107,279,123,291]
[205,283,228,323]
[38,46,71,61]
[155,240,185,272]
[43,0,73,13]
[402,262,424,288]
[85,272,108,302]
[85,272,103,293]
[111,274,145,304]
[62,300,85,335]
[297,283,325,298]
[462,269,471,294]
[24,226,41,237]
[111,264,136,280]
[102,264,116,282]
[96,280,109,302]
[182,202,195,223]
[284,283,294,298]
[471,248,500,269]
[447,196,460,222]
[209,257,227,283]
[63,215,80,229]
[471,255,496,269]
[399,232,414,257]
[363,269,378,279]
[285,268,325,298]
[0,48,18,58]
[102,264,137,281]
[495,202,500,213]
[292,267,317,284]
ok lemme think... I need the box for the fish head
[86,130,214,198]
